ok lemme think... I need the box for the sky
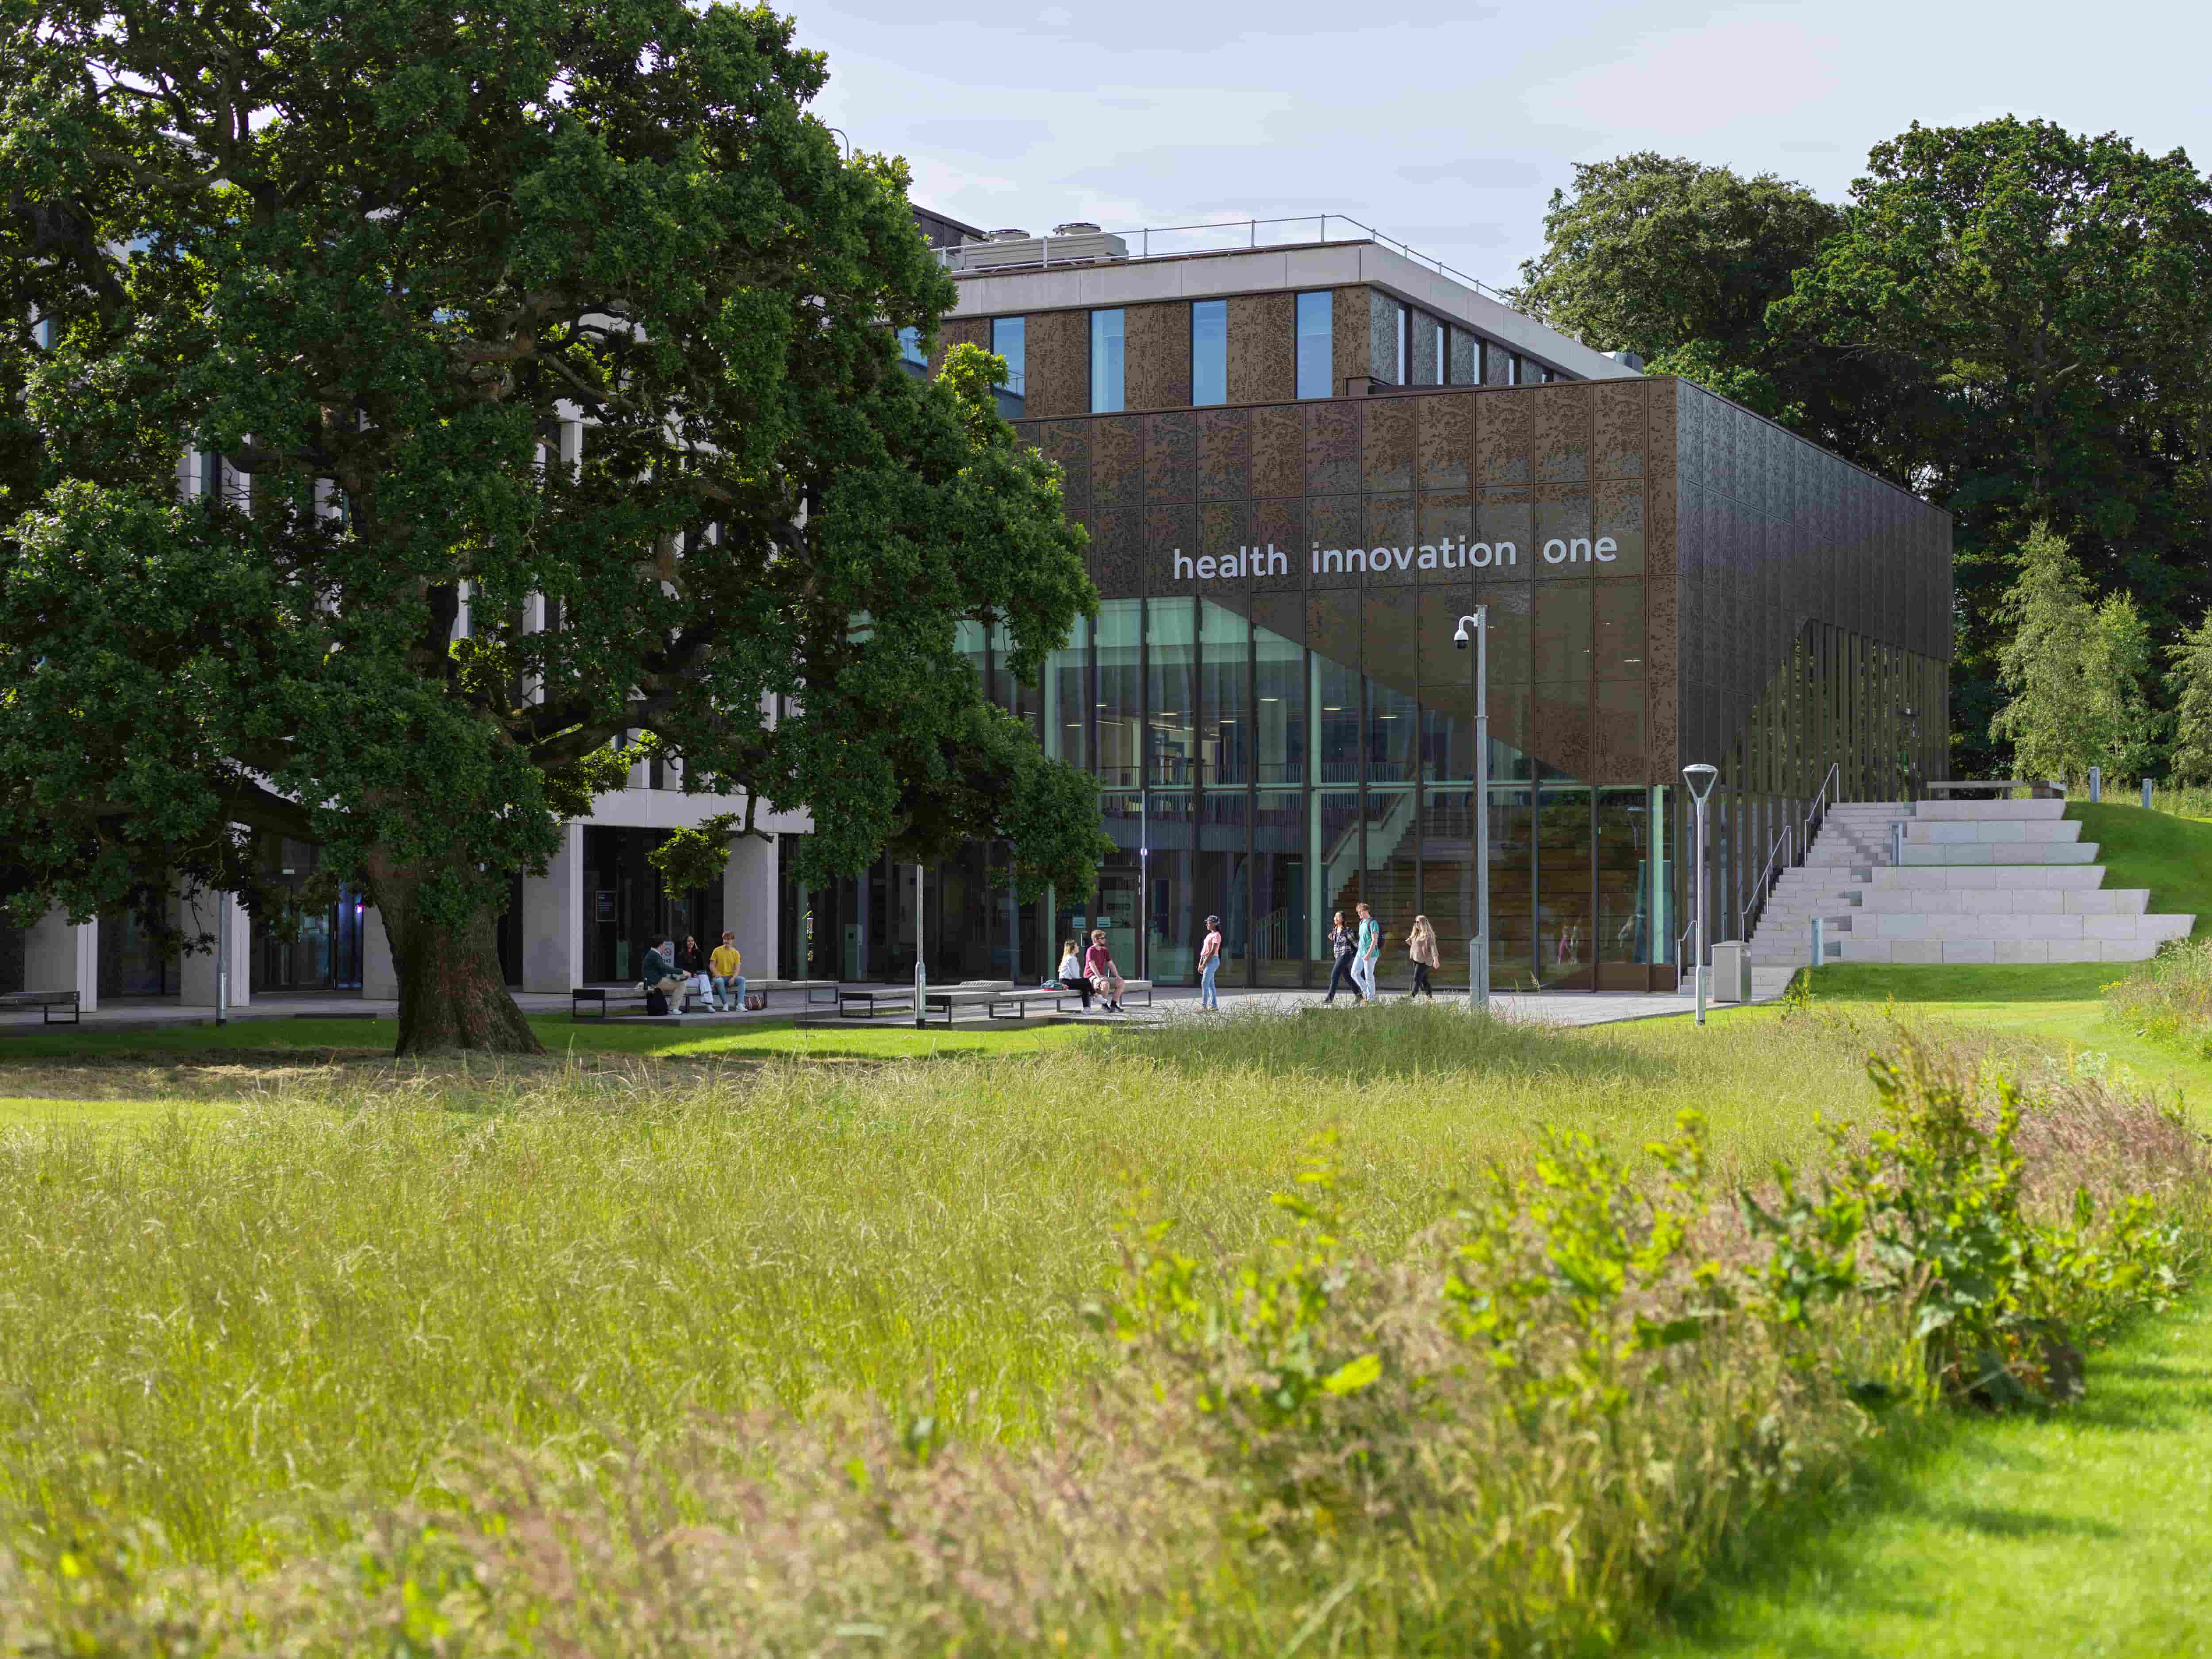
[793,0,2212,289]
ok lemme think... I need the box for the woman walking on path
[1056,938,1092,1009]
[1322,910,1360,1004]
[1406,913,1439,1000]
[1352,902,1382,1003]
[1084,929,1125,1013]
[1197,914,1224,1011]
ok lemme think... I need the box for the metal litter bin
[1710,941,1752,1004]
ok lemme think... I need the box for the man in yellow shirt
[709,932,745,1012]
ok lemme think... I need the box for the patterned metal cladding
[1018,376,1950,802]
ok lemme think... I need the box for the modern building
[0,212,1949,1011]
[783,218,1952,994]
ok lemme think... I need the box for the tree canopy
[0,0,1106,1051]
[1513,153,1903,463]
[1781,118,2212,771]
[1987,523,2156,786]
[1519,125,2212,777]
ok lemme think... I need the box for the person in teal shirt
[1353,902,1381,1002]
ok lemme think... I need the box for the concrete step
[1898,841,2099,866]
[1851,913,2190,945]
[1905,819,2082,844]
[1858,887,2149,916]
[1868,865,2107,891]
[1837,937,2178,964]
[1913,799,2068,821]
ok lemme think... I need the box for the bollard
[2144,778,2155,811]
[1809,914,1824,967]
[1890,820,1905,867]
[2089,765,2102,803]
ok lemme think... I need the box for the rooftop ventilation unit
[952,225,1130,273]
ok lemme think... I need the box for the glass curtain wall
[979,590,1705,992]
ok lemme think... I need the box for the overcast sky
[794,0,2210,288]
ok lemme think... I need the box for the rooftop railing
[937,214,1518,307]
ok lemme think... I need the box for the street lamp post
[1681,763,1718,1026]
[912,862,926,1029]
[1454,610,1490,1011]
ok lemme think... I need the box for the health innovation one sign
[1168,537,1616,582]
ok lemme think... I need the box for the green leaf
[1321,1353,1382,1396]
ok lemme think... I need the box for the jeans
[1324,955,1358,1002]
[1199,959,1219,1009]
[1411,962,1433,999]
[1352,956,1378,1001]
[712,973,746,1010]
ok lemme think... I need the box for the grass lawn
[0,1094,225,1129]
[0,1011,1086,1064]
[1646,1289,2212,1657]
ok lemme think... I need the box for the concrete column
[176,888,253,1009]
[522,821,584,992]
[361,906,399,1000]
[723,831,780,979]
[23,908,98,1012]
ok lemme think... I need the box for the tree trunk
[370,868,543,1056]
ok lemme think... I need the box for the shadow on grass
[1647,1300,2212,1655]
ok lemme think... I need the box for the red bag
[745,991,766,1011]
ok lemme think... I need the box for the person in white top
[1055,938,1091,1009]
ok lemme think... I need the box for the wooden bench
[751,979,841,1007]
[0,989,81,1026]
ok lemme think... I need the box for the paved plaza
[0,979,1772,1036]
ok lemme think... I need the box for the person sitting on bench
[1083,929,1124,1013]
[710,932,746,1011]
[640,939,684,1015]
[1055,937,1091,1009]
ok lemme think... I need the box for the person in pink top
[1083,929,1124,1013]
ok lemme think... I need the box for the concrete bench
[750,979,840,1007]
[0,990,81,1026]
[572,983,714,1018]
[986,987,1089,1019]
[1927,780,2066,799]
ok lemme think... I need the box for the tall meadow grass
[0,1003,2205,1652]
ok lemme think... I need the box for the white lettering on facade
[1170,545,1290,582]
[1595,536,1617,561]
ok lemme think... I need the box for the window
[1394,303,1408,385]
[1191,299,1228,406]
[1090,308,1125,413]
[1295,291,1333,399]
[895,326,926,370]
[32,317,57,349]
[991,316,1025,417]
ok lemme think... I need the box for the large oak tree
[0,0,1106,1052]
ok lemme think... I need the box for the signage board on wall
[1166,537,1617,585]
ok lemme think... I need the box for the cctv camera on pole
[1681,763,1718,1026]
[1454,610,1489,1012]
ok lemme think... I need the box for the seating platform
[571,978,838,1019]
[0,990,80,1025]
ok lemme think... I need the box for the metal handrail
[1802,761,1841,853]
[936,212,1520,307]
[1740,822,1794,944]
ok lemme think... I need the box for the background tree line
[1515,120,2212,783]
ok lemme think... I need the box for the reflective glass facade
[782,369,1950,994]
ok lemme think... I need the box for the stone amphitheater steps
[1745,798,2192,968]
